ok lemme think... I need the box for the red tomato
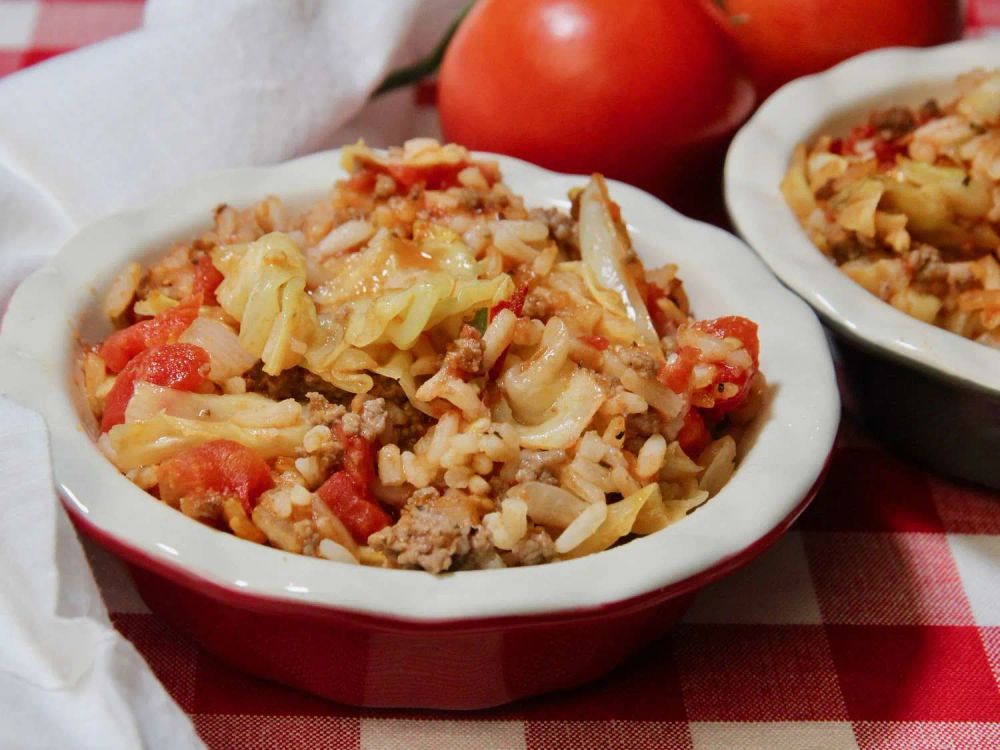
[659,316,759,415]
[579,334,609,351]
[386,163,468,191]
[677,409,712,458]
[692,316,759,416]
[158,439,274,516]
[99,294,202,373]
[317,471,392,544]
[659,346,700,394]
[706,0,963,99]
[489,282,529,321]
[834,120,908,166]
[101,343,210,431]
[438,0,754,197]
[192,256,224,305]
[337,428,376,489]
[694,316,759,368]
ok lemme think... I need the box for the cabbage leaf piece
[107,413,308,470]
[577,174,660,348]
[562,483,660,559]
[125,382,303,428]
[212,232,319,376]
[513,368,606,450]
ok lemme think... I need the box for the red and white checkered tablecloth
[3,2,999,748]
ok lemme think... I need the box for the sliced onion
[514,368,605,450]
[179,316,257,380]
[509,482,588,529]
[555,501,608,554]
[578,175,659,346]
[317,538,360,564]
[620,368,684,419]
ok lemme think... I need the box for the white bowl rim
[0,148,839,623]
[725,37,1000,396]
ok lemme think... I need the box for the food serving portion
[782,67,1000,348]
[82,140,764,573]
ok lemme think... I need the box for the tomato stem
[372,1,476,97]
[710,0,748,25]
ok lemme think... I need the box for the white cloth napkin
[0,1,459,747]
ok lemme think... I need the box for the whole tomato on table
[436,0,755,201]
[706,0,964,98]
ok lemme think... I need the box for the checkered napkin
[2,2,999,749]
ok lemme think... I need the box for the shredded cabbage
[125,382,303,428]
[562,483,659,559]
[212,232,318,376]
[514,368,606,449]
[577,175,660,347]
[108,413,308,470]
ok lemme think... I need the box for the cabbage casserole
[83,140,764,572]
[783,68,1000,348]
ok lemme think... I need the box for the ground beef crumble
[244,364,351,404]
[870,106,916,139]
[502,527,557,567]
[625,411,663,454]
[368,506,502,573]
[528,206,578,258]
[368,376,433,450]
[614,345,659,379]
[521,287,556,320]
[444,324,485,376]
[306,392,347,427]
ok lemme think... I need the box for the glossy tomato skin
[707,0,963,98]
[99,293,202,372]
[192,256,224,305]
[100,342,210,431]
[694,315,759,368]
[438,0,754,196]
[677,409,711,457]
[317,471,392,544]
[318,429,391,543]
[157,439,274,516]
[693,316,759,417]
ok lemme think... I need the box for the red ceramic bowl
[0,150,839,709]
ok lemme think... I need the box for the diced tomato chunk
[692,316,760,416]
[345,169,377,192]
[659,316,759,417]
[677,409,711,458]
[485,283,531,380]
[101,343,210,431]
[579,334,609,351]
[658,345,700,394]
[385,162,468,191]
[337,428,376,489]
[192,255,224,305]
[157,439,274,516]
[693,316,759,367]
[319,429,389,543]
[489,282,529,321]
[317,470,391,544]
[873,138,905,166]
[99,294,202,372]
[842,122,876,154]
